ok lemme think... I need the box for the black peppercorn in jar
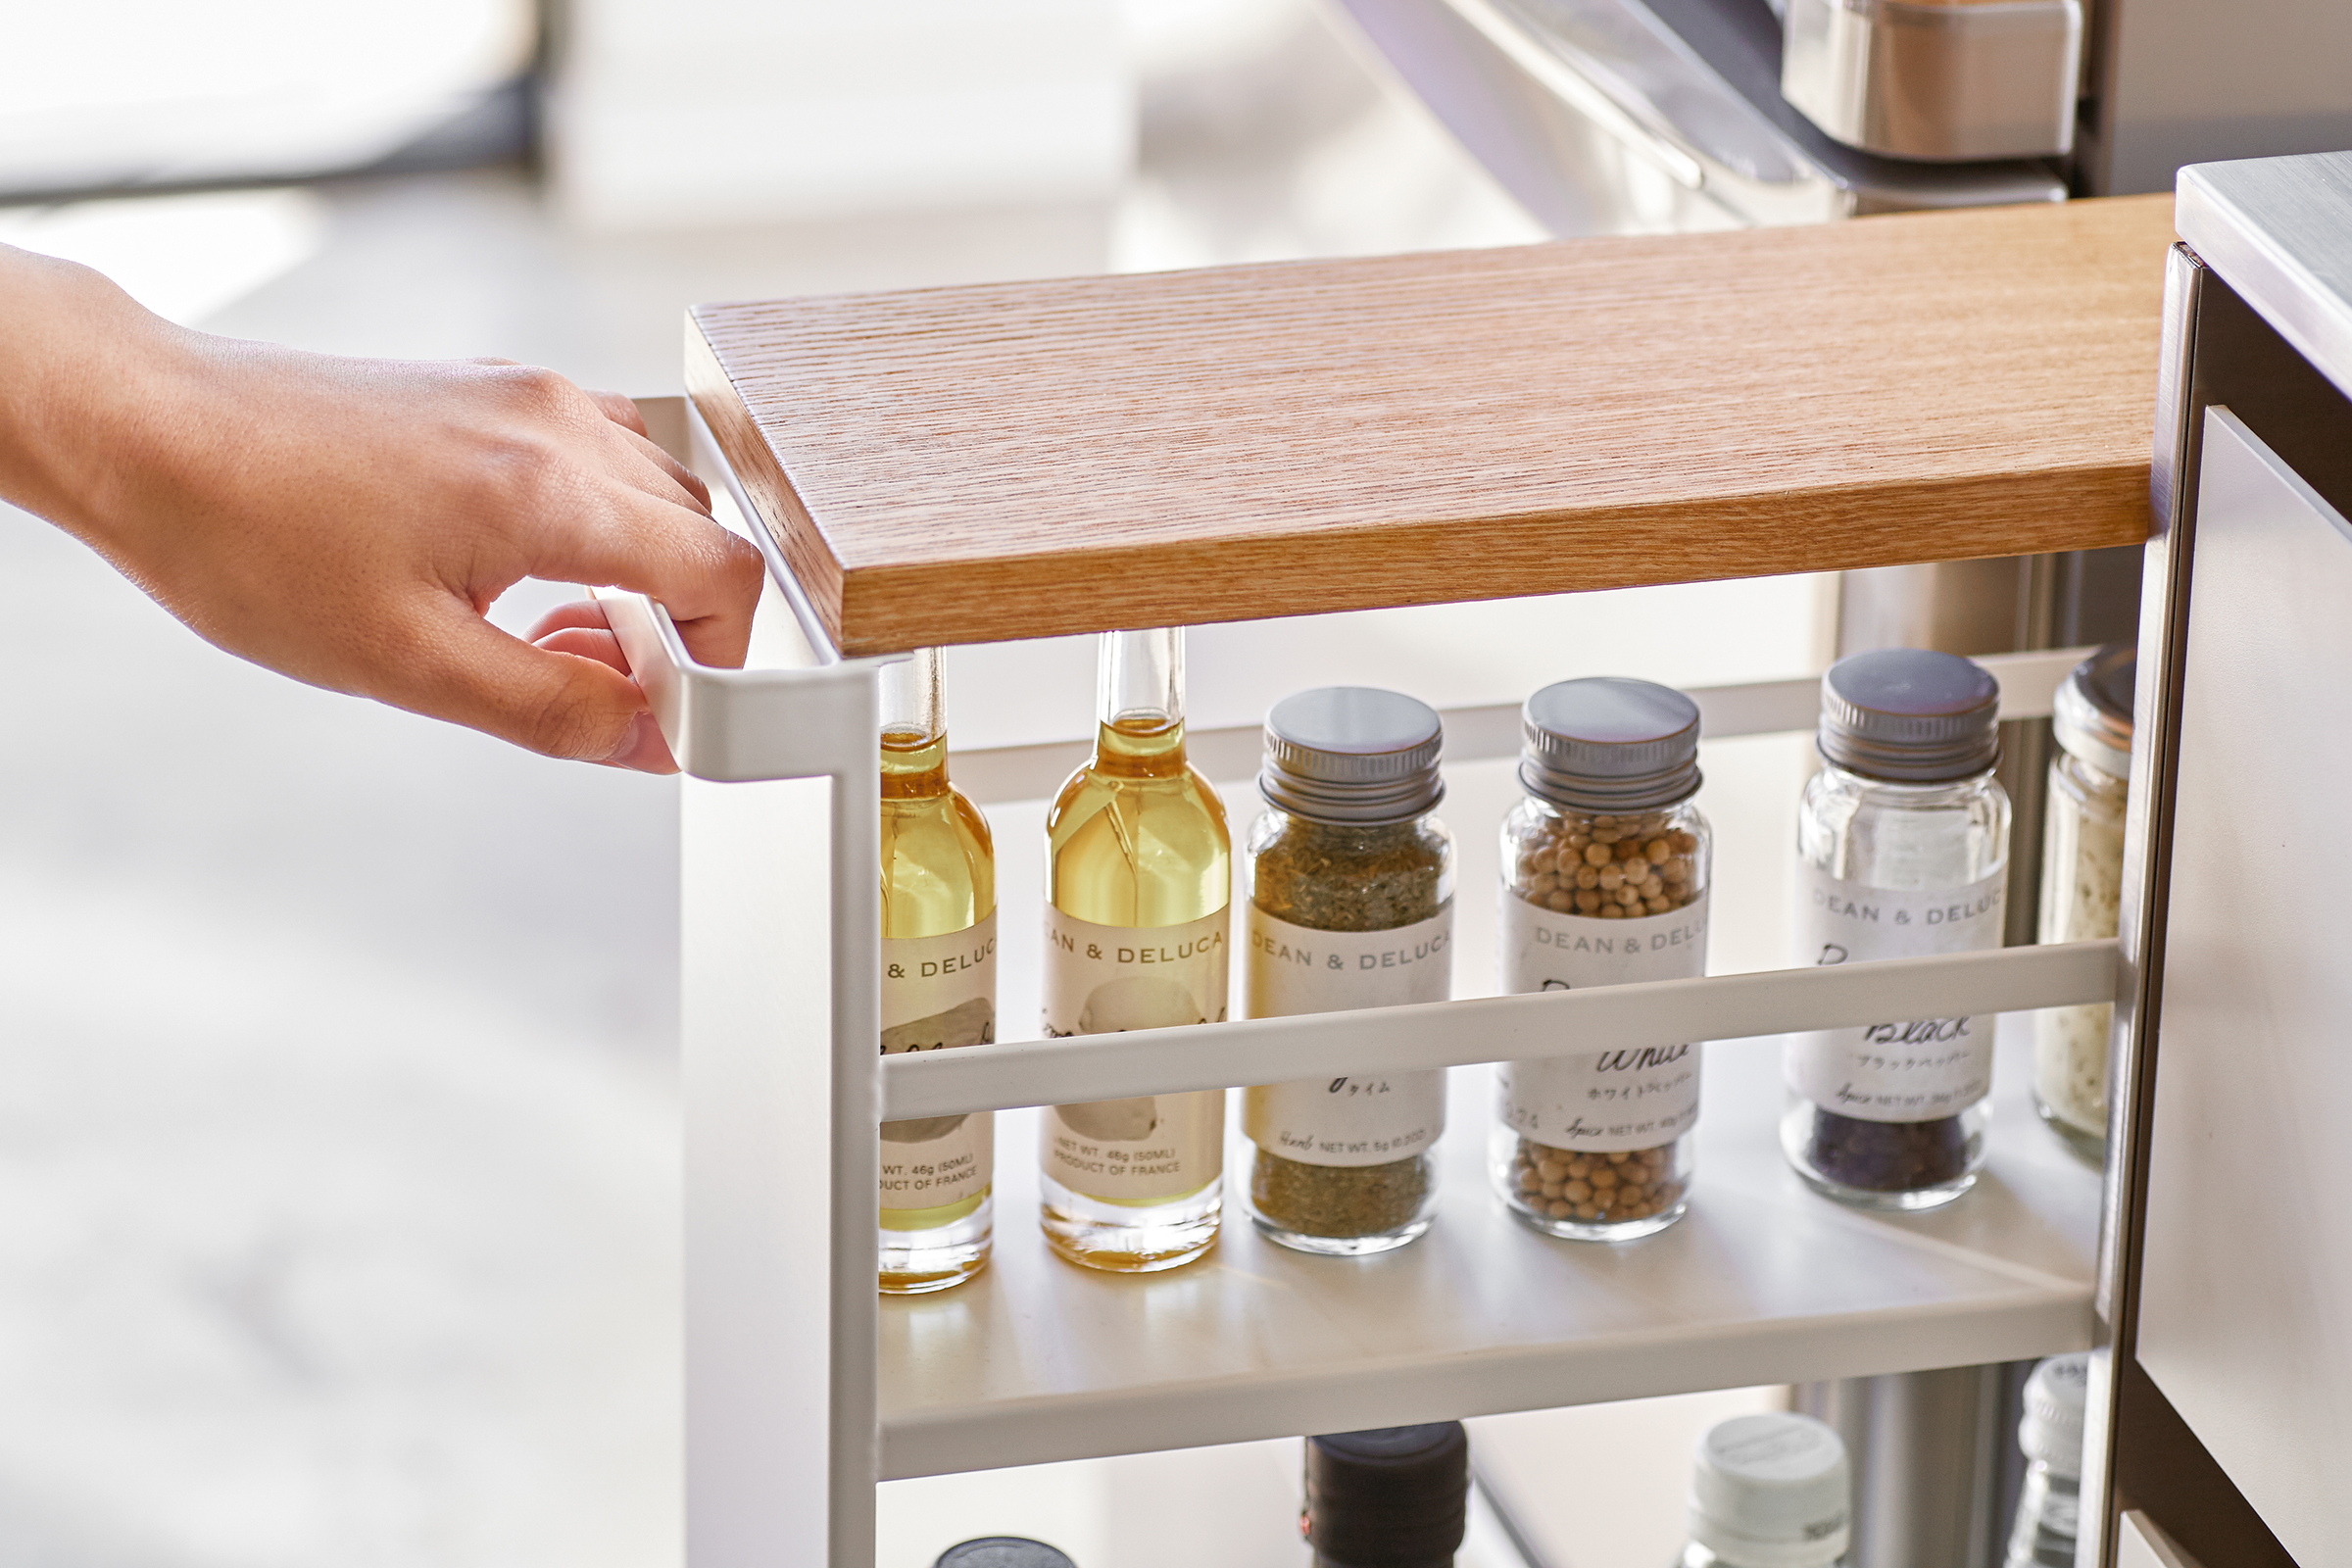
[1242,688,1452,1256]
[1784,649,2011,1210]
[1494,678,1710,1242]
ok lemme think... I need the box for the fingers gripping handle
[591,586,878,783]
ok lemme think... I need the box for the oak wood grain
[689,194,2174,656]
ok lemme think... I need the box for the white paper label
[1245,903,1454,1015]
[1241,904,1450,1167]
[878,912,997,1218]
[1040,906,1228,1202]
[1498,887,1710,994]
[1784,866,2006,1123]
[1494,889,1710,1150]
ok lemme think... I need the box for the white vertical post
[827,708,884,1568]
[681,668,880,1568]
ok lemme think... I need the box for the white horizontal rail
[881,938,2116,1119]
[950,646,2096,805]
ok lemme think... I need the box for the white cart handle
[591,587,877,784]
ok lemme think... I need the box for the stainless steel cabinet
[2092,149,2352,1568]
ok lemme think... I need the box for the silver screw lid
[2019,1353,2091,1478]
[1519,677,1702,812]
[934,1541,1078,1568]
[1818,648,2000,783]
[2051,644,2134,780]
[1259,687,1445,825]
[1688,1413,1851,1568]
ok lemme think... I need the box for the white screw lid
[2020,1353,2091,1477]
[1689,1413,1850,1568]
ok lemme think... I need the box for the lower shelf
[876,1015,2099,1480]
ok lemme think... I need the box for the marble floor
[0,5,1825,1564]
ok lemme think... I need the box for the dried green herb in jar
[1241,689,1453,1257]
[1251,816,1450,934]
[1250,1139,1432,1241]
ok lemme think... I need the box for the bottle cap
[2051,645,2134,780]
[1519,677,1702,811]
[2019,1352,2091,1478]
[1260,687,1446,825]
[1817,649,2000,783]
[1688,1413,1851,1568]
[934,1540,1078,1568]
[1303,1424,1469,1567]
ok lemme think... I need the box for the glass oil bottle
[1040,627,1232,1272]
[878,648,998,1294]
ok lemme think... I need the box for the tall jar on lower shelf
[1494,677,1710,1242]
[1679,1413,1852,1568]
[2004,1353,2090,1567]
[1242,687,1453,1256]
[1784,649,2011,1211]
[2034,645,2133,1160]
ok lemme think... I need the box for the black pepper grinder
[933,1539,1078,1568]
[1303,1423,1470,1568]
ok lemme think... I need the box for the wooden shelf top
[689,195,2175,655]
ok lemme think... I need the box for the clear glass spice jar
[1678,1413,1852,1568]
[1494,678,1710,1242]
[2034,646,2132,1160]
[1784,649,2011,1210]
[2003,1353,2089,1568]
[1242,687,1452,1255]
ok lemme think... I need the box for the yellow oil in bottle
[1040,628,1231,1272]
[878,649,997,1294]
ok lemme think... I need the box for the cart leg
[1794,1362,2027,1568]
[684,765,881,1568]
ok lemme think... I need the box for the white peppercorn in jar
[1494,678,1710,1241]
[2034,646,2132,1160]
[1784,649,2011,1210]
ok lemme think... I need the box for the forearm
[0,244,198,552]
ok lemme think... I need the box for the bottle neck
[880,648,950,800]
[1094,628,1188,778]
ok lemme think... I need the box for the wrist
[0,249,203,552]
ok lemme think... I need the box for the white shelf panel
[876,1017,2098,1480]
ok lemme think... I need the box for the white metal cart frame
[591,394,2124,1567]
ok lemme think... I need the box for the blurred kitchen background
[4,0,2347,1564]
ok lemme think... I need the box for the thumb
[531,622,678,772]
[388,599,678,773]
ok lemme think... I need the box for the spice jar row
[875,634,2081,1295]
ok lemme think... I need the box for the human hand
[0,247,762,772]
